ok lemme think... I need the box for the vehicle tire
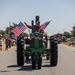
[17,39,24,66]
[38,54,42,69]
[32,54,36,69]
[50,36,58,66]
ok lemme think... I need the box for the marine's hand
[24,22,27,25]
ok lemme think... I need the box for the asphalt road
[0,44,75,75]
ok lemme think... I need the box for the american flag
[12,21,27,37]
[39,20,52,31]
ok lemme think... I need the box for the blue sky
[0,0,75,35]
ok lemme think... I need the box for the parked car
[58,39,62,43]
[70,37,75,41]
[66,37,75,46]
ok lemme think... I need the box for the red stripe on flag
[39,24,46,31]
[12,26,27,37]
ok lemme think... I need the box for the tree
[55,33,62,38]
[5,23,17,34]
[63,31,71,38]
[70,26,75,37]
[0,30,6,34]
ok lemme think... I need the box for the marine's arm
[24,22,32,29]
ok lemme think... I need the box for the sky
[0,0,75,35]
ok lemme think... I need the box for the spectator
[0,38,2,50]
[8,38,12,48]
[5,38,9,50]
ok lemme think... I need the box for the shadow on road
[7,65,19,68]
[0,70,10,72]
[7,59,53,71]
[7,64,33,71]
[42,64,55,67]
[7,64,54,71]
[17,65,33,71]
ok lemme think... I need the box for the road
[0,44,75,75]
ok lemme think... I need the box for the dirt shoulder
[61,41,75,48]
